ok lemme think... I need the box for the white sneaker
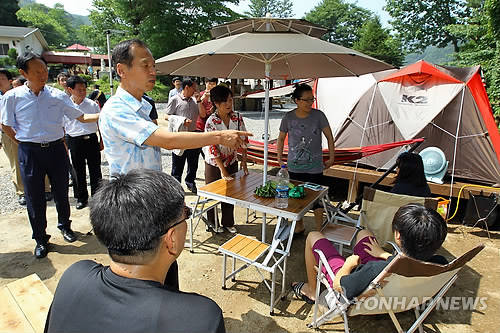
[225,226,237,234]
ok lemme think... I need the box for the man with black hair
[1,52,100,258]
[12,76,27,88]
[44,169,225,333]
[165,78,203,193]
[168,76,182,99]
[98,39,250,288]
[57,72,70,96]
[88,84,107,109]
[292,204,448,304]
[64,75,102,210]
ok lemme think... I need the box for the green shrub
[79,74,92,84]
[148,81,170,102]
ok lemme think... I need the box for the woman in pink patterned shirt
[203,85,248,233]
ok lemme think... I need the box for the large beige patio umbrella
[156,28,393,185]
[210,17,328,39]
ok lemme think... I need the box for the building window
[0,44,9,55]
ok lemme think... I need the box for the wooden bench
[0,274,53,333]
[324,164,500,201]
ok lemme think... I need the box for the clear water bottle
[275,165,289,209]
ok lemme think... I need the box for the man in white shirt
[168,77,182,100]
[65,76,102,210]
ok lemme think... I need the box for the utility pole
[105,30,113,95]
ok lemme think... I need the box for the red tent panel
[380,60,462,84]
[466,71,500,162]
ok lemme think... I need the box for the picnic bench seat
[0,274,53,333]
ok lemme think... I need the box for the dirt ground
[0,154,499,333]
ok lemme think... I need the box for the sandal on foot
[291,281,314,304]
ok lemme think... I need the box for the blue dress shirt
[99,86,161,176]
[1,84,82,142]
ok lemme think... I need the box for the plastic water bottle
[275,165,289,209]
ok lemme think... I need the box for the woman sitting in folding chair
[391,152,431,197]
[292,204,448,304]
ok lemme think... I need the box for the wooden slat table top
[199,171,328,221]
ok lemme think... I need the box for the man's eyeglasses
[298,97,316,102]
[170,205,192,229]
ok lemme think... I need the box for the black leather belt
[70,133,96,140]
[20,138,64,147]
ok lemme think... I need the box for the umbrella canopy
[156,25,393,185]
[156,32,392,80]
[210,17,327,39]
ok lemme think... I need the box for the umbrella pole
[263,62,271,185]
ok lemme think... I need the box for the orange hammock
[243,138,424,167]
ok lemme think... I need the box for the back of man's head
[89,169,185,264]
[392,203,447,261]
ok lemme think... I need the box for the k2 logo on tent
[400,95,428,105]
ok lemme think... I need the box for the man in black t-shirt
[88,84,107,109]
[292,204,448,304]
[45,169,225,333]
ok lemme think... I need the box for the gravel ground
[0,103,291,215]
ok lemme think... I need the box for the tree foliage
[305,0,373,47]
[353,17,404,67]
[81,0,240,59]
[385,0,472,53]
[0,0,24,26]
[448,0,500,113]
[244,0,294,18]
[16,3,77,48]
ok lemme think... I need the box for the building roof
[65,43,91,51]
[42,51,108,65]
[0,25,50,51]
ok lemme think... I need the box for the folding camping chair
[186,196,222,252]
[309,244,484,332]
[322,188,439,255]
[218,217,296,315]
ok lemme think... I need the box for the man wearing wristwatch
[165,79,203,194]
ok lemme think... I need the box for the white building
[0,25,49,58]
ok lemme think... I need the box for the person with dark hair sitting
[44,169,226,333]
[292,203,448,304]
[391,152,431,197]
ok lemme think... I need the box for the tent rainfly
[315,60,500,185]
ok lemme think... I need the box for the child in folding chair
[292,203,448,304]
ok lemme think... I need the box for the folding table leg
[270,266,276,315]
[222,253,227,289]
[280,256,287,299]
[231,256,236,282]
[261,213,267,242]
[188,195,200,253]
